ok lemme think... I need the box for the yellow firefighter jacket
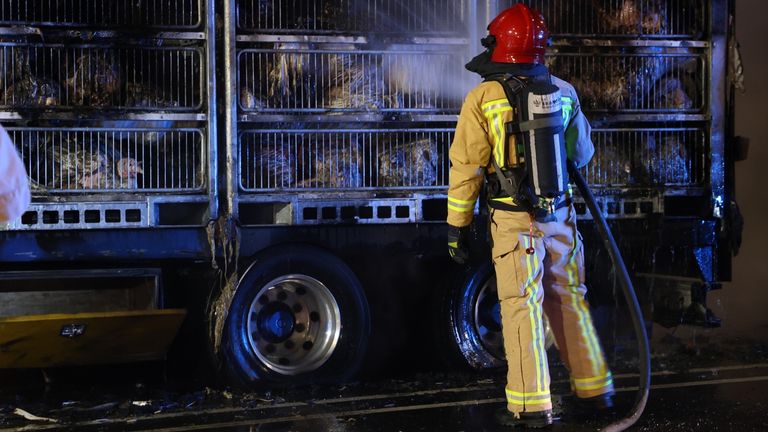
[447,76,594,228]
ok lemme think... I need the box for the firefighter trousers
[489,205,614,414]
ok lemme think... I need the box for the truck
[0,0,743,386]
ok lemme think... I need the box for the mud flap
[0,309,186,368]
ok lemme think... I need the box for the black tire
[443,260,555,370]
[221,243,370,387]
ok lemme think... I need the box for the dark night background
[705,0,768,341]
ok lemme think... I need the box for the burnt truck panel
[237,48,465,114]
[0,44,206,111]
[230,1,473,226]
[0,0,204,29]
[236,0,472,35]
[515,0,707,39]
[546,49,706,114]
[239,128,450,192]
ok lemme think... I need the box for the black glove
[447,224,470,265]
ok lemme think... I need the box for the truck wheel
[221,244,370,386]
[446,261,555,370]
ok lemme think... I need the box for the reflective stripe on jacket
[447,75,594,227]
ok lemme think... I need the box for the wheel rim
[472,276,555,361]
[245,274,341,375]
[473,278,505,360]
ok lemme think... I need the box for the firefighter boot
[570,393,616,421]
[495,408,554,428]
[577,393,614,411]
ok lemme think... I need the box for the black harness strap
[506,116,563,134]
[490,157,519,204]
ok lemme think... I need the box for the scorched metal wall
[0,0,218,231]
[227,0,477,225]
[507,0,725,221]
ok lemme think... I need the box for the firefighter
[0,123,30,223]
[447,4,614,428]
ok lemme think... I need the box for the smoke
[251,0,485,109]
[355,0,482,107]
[378,47,479,109]
[440,46,484,103]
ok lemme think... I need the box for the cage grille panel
[0,45,204,111]
[238,49,464,113]
[0,0,202,28]
[236,0,469,36]
[10,128,206,193]
[546,52,704,112]
[239,129,451,191]
[586,128,707,188]
[511,0,706,38]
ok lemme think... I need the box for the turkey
[48,138,110,189]
[65,52,122,107]
[377,137,439,187]
[3,76,61,107]
[323,54,388,111]
[300,140,362,189]
[79,157,144,190]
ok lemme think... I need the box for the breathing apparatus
[487,73,570,223]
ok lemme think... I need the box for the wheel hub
[245,274,341,375]
[257,302,296,343]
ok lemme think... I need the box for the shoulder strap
[490,157,519,201]
[484,74,526,106]
[483,74,525,169]
[482,74,536,203]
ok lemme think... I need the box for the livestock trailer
[0,0,741,385]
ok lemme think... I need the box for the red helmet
[486,4,548,64]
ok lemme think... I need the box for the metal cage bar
[239,128,452,192]
[512,0,707,39]
[0,0,202,29]
[238,48,466,113]
[236,0,470,36]
[585,127,708,188]
[546,51,705,113]
[10,128,206,194]
[0,44,205,111]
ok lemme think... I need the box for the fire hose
[568,160,651,432]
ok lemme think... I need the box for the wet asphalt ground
[1,337,767,431]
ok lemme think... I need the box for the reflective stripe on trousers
[490,205,614,414]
